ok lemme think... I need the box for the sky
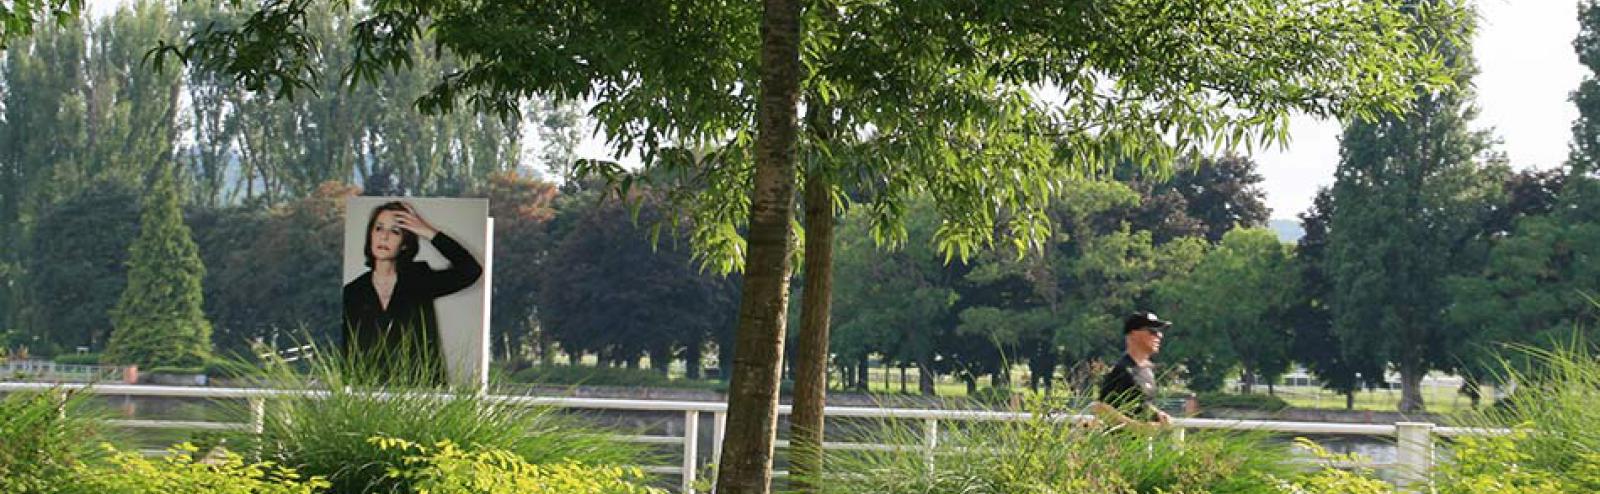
[85,0,1591,218]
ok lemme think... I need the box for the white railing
[0,382,1484,493]
[0,361,126,382]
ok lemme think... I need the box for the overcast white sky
[87,0,1590,218]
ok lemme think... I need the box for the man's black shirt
[1098,353,1158,421]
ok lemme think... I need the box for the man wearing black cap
[1092,311,1172,429]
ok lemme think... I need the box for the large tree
[24,180,140,353]
[1327,0,1496,413]
[482,172,560,365]
[0,15,88,332]
[1155,228,1297,394]
[1290,189,1385,410]
[104,170,213,368]
[191,182,353,354]
[537,187,740,373]
[1442,1,1600,397]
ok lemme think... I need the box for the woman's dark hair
[364,201,420,268]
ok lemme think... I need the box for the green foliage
[966,386,1020,406]
[1435,430,1582,494]
[830,199,956,393]
[368,436,665,494]
[62,443,327,494]
[234,354,650,493]
[142,0,1472,272]
[191,183,355,354]
[1572,0,1600,176]
[1440,0,1600,387]
[1157,228,1298,393]
[538,188,738,374]
[25,181,140,352]
[1290,189,1385,402]
[1327,0,1496,412]
[51,353,103,365]
[0,388,103,494]
[1270,438,1394,494]
[511,364,695,389]
[1448,341,1600,492]
[104,173,212,368]
[814,395,1292,494]
[145,366,205,375]
[1196,392,1290,412]
[484,172,560,363]
[0,0,80,49]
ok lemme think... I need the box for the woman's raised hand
[393,203,439,240]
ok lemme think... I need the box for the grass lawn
[1269,383,1492,415]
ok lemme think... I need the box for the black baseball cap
[1123,311,1172,333]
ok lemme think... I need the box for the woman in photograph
[342,201,482,385]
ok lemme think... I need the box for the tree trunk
[1240,368,1255,395]
[1028,345,1057,393]
[1346,390,1355,411]
[899,364,908,394]
[964,376,977,395]
[883,359,891,391]
[1398,361,1426,413]
[713,0,802,490]
[717,336,736,381]
[686,340,704,380]
[855,359,869,390]
[790,168,835,493]
[918,359,936,396]
[649,346,672,375]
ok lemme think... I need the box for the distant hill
[1269,219,1304,243]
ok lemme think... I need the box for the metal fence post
[1396,422,1434,490]
[682,410,700,493]
[923,418,938,472]
[248,397,265,435]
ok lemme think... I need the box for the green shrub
[0,388,104,493]
[52,353,103,366]
[369,436,664,494]
[512,364,677,387]
[1270,438,1394,494]
[1434,429,1579,494]
[813,395,1294,493]
[62,443,327,494]
[1438,340,1600,492]
[967,386,1019,406]
[1198,392,1290,411]
[229,352,651,493]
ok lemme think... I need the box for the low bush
[61,443,326,494]
[814,395,1294,493]
[227,352,652,493]
[51,353,103,366]
[0,388,103,493]
[1198,391,1291,411]
[369,436,664,494]
[1435,340,1600,492]
[513,364,688,388]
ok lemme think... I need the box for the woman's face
[370,210,405,261]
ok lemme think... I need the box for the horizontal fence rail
[0,382,1498,493]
